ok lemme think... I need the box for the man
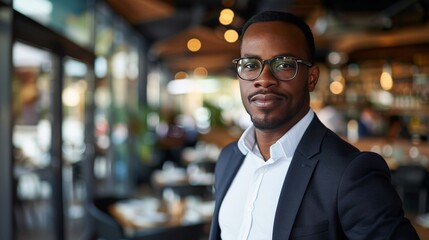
[209,11,419,240]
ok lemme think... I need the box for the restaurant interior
[1,0,429,239]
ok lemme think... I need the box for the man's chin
[251,117,279,130]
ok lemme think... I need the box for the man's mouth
[250,93,284,108]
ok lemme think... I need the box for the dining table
[108,193,214,237]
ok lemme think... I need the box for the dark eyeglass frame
[232,56,312,81]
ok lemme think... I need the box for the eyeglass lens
[236,57,298,81]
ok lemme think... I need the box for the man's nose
[254,65,278,87]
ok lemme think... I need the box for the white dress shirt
[219,110,314,240]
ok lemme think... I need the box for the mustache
[248,90,288,100]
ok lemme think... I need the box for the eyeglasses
[232,56,312,81]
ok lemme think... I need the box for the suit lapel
[210,144,245,240]
[273,116,326,240]
[215,145,245,203]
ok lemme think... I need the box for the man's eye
[243,62,259,71]
[274,61,295,71]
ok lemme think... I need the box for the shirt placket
[240,163,269,240]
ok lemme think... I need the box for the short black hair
[240,11,315,63]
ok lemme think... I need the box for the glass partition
[12,43,92,240]
[12,41,55,240]
[94,3,147,194]
[62,57,89,239]
[13,0,94,48]
[110,22,133,193]
[93,4,114,194]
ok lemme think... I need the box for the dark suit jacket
[209,115,419,240]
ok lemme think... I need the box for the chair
[391,164,429,213]
[87,196,127,240]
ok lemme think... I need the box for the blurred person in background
[357,102,385,138]
[156,113,187,166]
[317,99,346,136]
[209,11,418,240]
[385,115,411,141]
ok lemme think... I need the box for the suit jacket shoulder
[274,116,419,239]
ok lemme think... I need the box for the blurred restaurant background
[1,0,429,239]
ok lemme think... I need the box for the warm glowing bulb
[380,71,393,90]
[219,8,234,25]
[329,81,344,95]
[224,29,238,43]
[193,67,208,78]
[187,38,201,52]
[175,71,188,80]
[62,86,80,107]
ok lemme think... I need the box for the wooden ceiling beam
[106,0,174,24]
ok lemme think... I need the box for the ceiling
[105,0,429,77]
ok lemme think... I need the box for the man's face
[239,21,319,132]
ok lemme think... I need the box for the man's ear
[307,65,319,92]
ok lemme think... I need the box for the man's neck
[254,128,285,161]
[253,108,311,161]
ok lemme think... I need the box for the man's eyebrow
[242,54,259,58]
[241,54,299,59]
[274,53,299,58]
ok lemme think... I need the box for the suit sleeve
[338,151,419,239]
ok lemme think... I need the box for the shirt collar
[238,109,314,161]
[237,124,256,155]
